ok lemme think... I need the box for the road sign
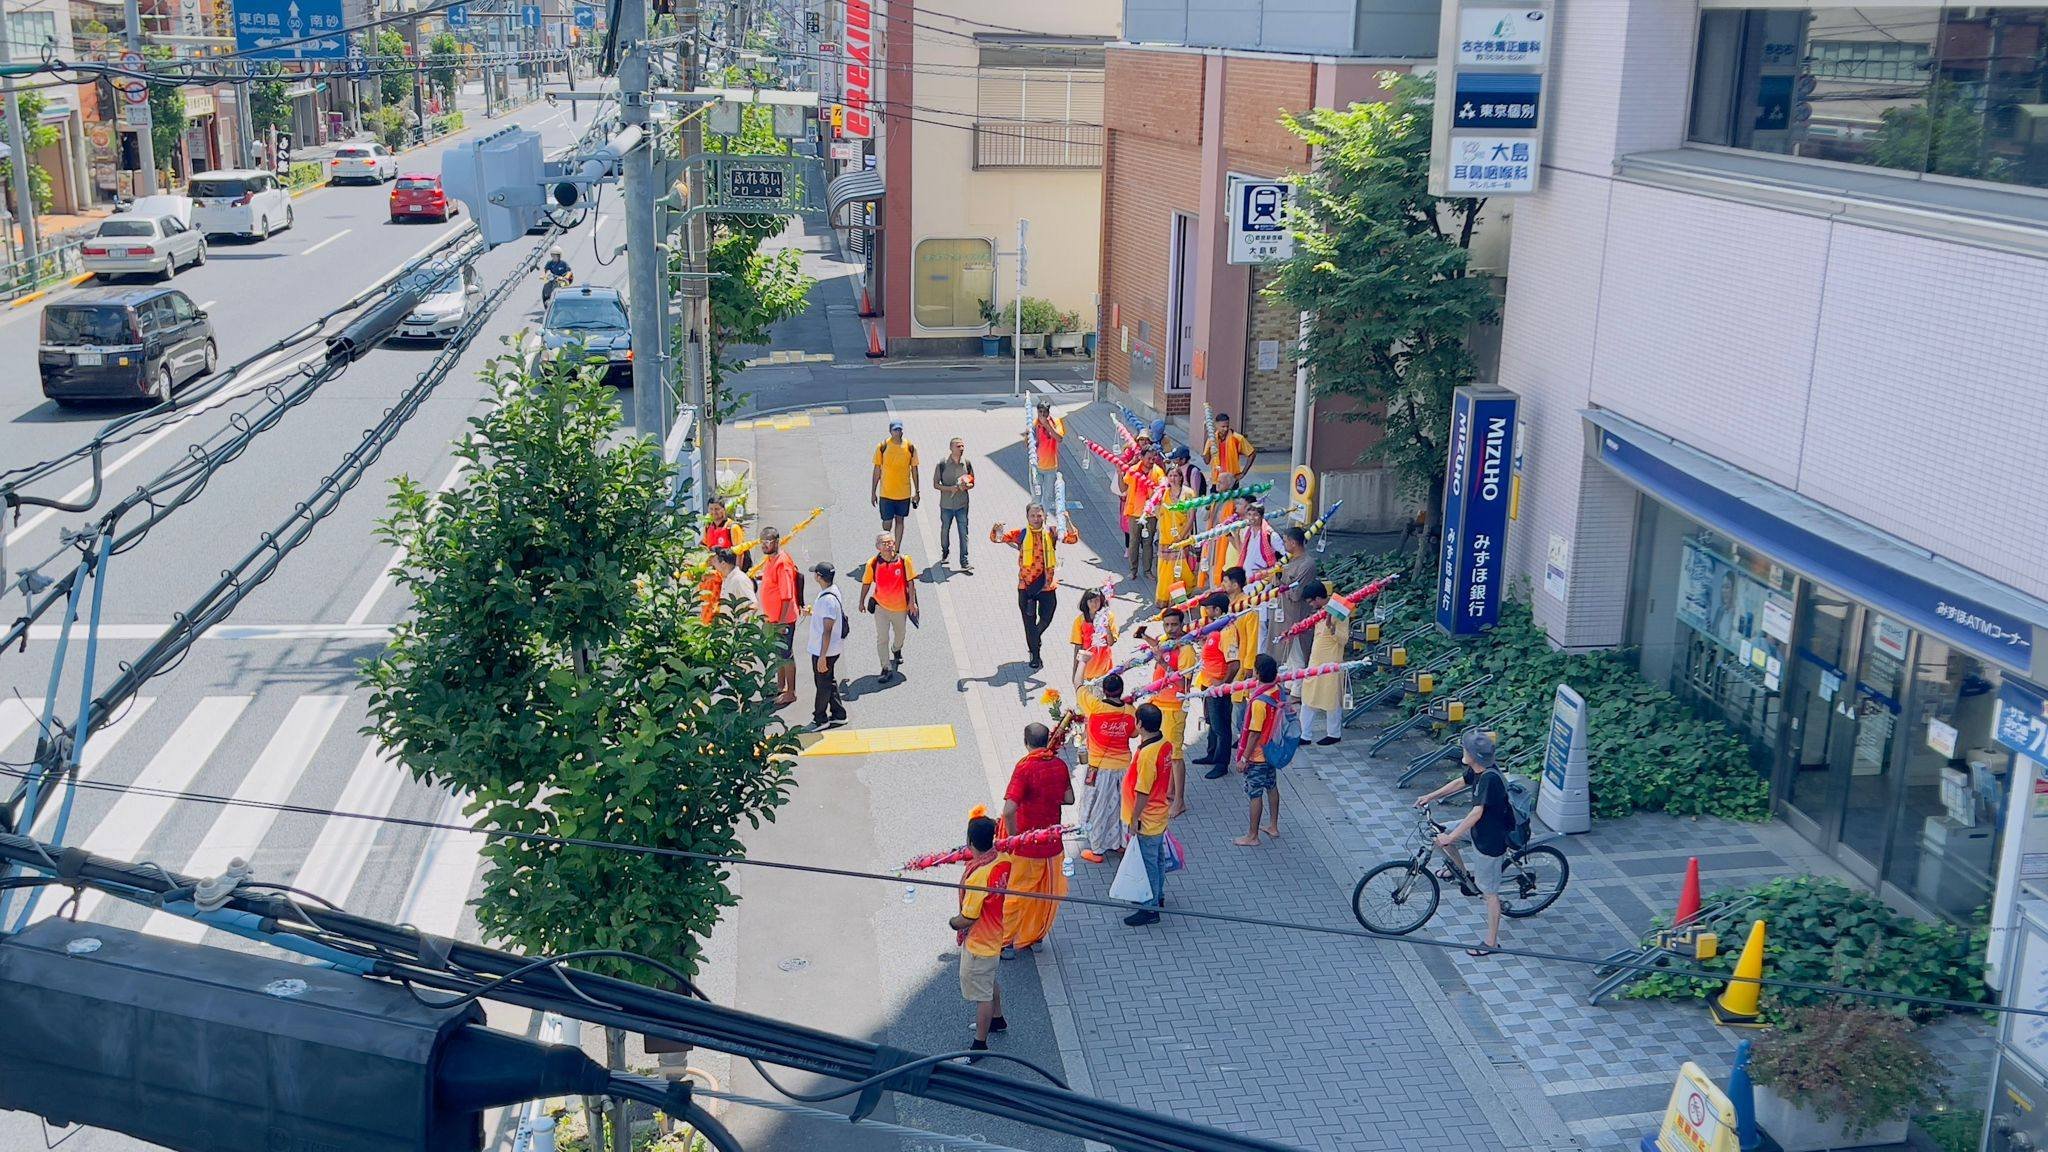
[112,48,146,95]
[232,0,348,59]
[521,4,542,29]
[445,3,470,27]
[723,165,786,203]
[573,5,595,29]
[1226,174,1294,264]
[1652,1063,1740,1152]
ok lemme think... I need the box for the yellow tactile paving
[797,724,958,757]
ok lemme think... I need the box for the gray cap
[1461,728,1497,768]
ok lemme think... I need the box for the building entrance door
[1166,213,1196,395]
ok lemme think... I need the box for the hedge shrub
[1620,876,1988,1021]
[282,160,325,190]
[1319,548,1770,821]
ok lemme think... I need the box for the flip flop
[1464,947,1495,958]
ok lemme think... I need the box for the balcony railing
[974,119,1104,169]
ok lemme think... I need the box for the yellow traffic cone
[1710,919,1769,1028]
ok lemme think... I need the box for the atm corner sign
[1655,1063,1740,1152]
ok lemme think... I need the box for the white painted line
[25,697,158,834]
[301,228,353,256]
[198,300,217,311]
[346,454,470,626]
[63,696,252,924]
[289,742,410,910]
[146,695,347,942]
[24,623,393,642]
[0,698,39,755]
[397,789,487,938]
[1031,378,1057,394]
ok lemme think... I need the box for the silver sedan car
[81,214,207,281]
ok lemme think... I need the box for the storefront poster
[1998,681,2048,762]
[1874,616,1910,661]
[1544,534,1569,602]
[1929,717,1960,759]
[1762,597,1793,643]
[1676,539,1784,664]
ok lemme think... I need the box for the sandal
[1464,947,1495,958]
[1434,866,1459,881]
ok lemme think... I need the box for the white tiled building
[1497,0,2048,1071]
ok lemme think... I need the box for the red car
[389,174,454,223]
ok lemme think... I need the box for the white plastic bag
[1108,840,1153,903]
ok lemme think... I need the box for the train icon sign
[1227,174,1295,265]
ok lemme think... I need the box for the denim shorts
[1244,760,1277,798]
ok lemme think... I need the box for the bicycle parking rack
[1345,641,1450,725]
[1587,894,1761,1005]
[1371,673,1496,758]
[1397,701,1530,786]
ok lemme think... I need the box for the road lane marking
[0,698,39,753]
[62,696,252,924]
[25,697,159,835]
[198,300,217,311]
[289,742,409,910]
[147,694,348,942]
[398,789,487,938]
[25,623,393,641]
[346,453,470,626]
[301,228,353,256]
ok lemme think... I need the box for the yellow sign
[1655,1063,1740,1152]
[1290,465,1316,514]
[830,104,845,130]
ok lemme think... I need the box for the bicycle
[1350,804,1570,936]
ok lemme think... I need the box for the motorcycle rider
[541,247,573,302]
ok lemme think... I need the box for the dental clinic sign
[1436,386,1520,636]
[1430,4,1554,198]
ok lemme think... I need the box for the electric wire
[691,1086,1033,1152]
[0,764,2010,1021]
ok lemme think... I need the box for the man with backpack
[858,533,919,684]
[1414,729,1515,956]
[871,419,921,546]
[1233,654,1298,846]
[806,561,850,727]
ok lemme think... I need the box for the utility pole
[407,17,426,140]
[0,0,41,271]
[620,0,662,441]
[123,0,158,195]
[681,0,711,491]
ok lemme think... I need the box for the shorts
[1159,708,1187,754]
[777,623,796,659]
[1469,849,1506,897]
[879,496,913,522]
[1244,760,1277,798]
[958,949,1000,1002]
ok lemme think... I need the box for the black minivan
[39,286,218,406]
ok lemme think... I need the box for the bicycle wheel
[1352,861,1442,935]
[1500,844,1570,918]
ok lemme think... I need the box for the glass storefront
[1626,496,2024,924]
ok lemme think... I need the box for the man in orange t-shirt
[949,815,1012,1057]
[1117,444,1166,584]
[1121,703,1173,925]
[858,533,919,684]
[755,527,804,706]
[1191,591,1237,777]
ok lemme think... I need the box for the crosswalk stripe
[63,696,252,925]
[398,790,487,938]
[290,743,410,910]
[145,695,348,942]
[0,697,42,754]
[25,699,158,836]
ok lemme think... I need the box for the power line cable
[0,762,2009,1021]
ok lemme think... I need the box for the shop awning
[826,169,883,227]
[1585,407,2047,682]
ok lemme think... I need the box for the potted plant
[1749,1005,1939,1152]
[996,298,1056,356]
[977,298,1004,358]
[1051,310,1086,355]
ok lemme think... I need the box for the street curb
[289,180,329,200]
[9,289,47,308]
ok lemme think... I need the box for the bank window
[912,238,995,331]
[1690,6,2048,191]
[1884,642,2012,922]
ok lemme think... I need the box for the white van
[189,169,294,240]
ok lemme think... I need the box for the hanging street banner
[1435,385,1520,636]
[1429,3,1553,198]
[233,0,348,59]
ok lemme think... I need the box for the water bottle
[902,884,917,904]
[1061,853,1075,879]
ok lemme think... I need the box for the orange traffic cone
[857,281,878,318]
[864,320,886,359]
[1710,919,1769,1028]
[1675,857,1702,927]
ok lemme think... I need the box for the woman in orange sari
[1070,588,1117,687]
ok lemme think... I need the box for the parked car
[538,285,632,386]
[38,286,218,406]
[189,169,294,239]
[81,212,206,281]
[330,143,398,184]
[392,265,483,343]
[389,173,454,222]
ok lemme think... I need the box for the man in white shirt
[711,548,755,610]
[807,561,849,727]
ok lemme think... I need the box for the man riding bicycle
[1413,729,1515,956]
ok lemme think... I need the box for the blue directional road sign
[573,5,595,30]
[521,3,542,29]
[232,0,349,59]
[445,2,470,28]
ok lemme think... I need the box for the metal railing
[973,119,1103,169]
[0,236,88,302]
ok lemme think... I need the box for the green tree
[1269,72,1496,564]
[363,350,797,984]
[0,89,60,216]
[377,28,411,107]
[143,45,187,180]
[427,32,463,103]
[1871,84,1990,180]
[251,69,294,136]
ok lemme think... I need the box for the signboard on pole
[521,4,542,29]
[573,5,595,30]
[840,0,874,137]
[1434,385,1519,636]
[1429,3,1554,198]
[1225,174,1295,265]
[446,3,470,28]
[232,0,349,59]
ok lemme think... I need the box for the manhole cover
[948,365,981,372]
[979,399,1007,407]
[777,956,810,973]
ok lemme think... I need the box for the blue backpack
[1257,687,1303,769]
